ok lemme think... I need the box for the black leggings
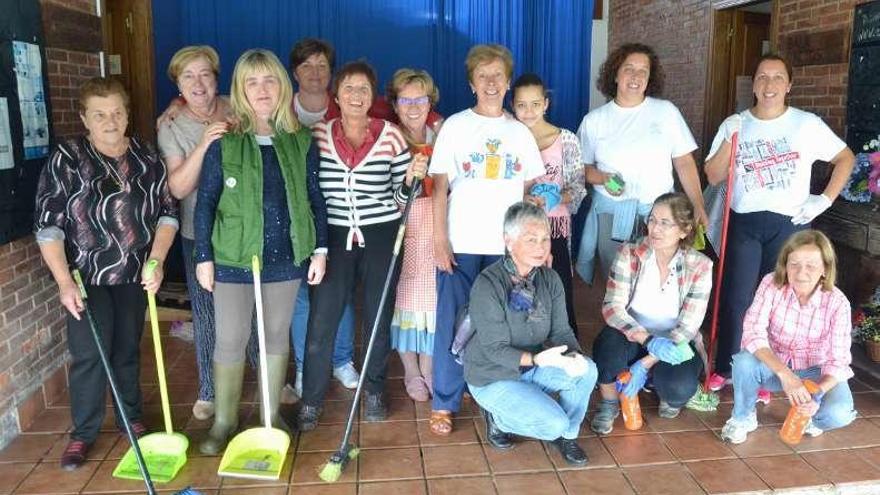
[592,325,703,408]
[550,236,577,333]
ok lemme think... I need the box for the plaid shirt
[602,238,713,343]
[742,273,853,381]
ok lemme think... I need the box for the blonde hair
[229,49,299,134]
[386,68,440,107]
[167,45,220,82]
[773,230,837,292]
[465,44,514,83]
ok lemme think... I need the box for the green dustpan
[114,260,189,483]
[218,256,290,480]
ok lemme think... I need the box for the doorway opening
[704,0,773,145]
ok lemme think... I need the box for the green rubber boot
[199,361,244,455]
[263,354,292,433]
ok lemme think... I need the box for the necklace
[186,100,218,125]
[88,138,129,192]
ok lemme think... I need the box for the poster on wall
[0,98,12,170]
[12,40,49,160]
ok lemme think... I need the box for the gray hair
[503,201,550,240]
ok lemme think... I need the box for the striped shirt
[34,136,179,286]
[742,273,853,381]
[312,118,412,249]
[603,238,713,344]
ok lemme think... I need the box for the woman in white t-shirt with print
[575,43,707,285]
[703,54,854,388]
[428,44,545,438]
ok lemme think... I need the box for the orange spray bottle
[617,371,644,431]
[779,379,821,445]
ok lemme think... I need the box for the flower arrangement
[841,135,880,203]
[854,302,880,344]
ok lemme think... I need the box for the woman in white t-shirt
[428,44,545,437]
[575,43,707,285]
[703,54,855,388]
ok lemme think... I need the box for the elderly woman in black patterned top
[34,77,178,471]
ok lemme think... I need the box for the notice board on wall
[846,0,880,152]
[0,0,53,245]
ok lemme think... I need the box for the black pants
[592,325,702,408]
[303,222,400,405]
[550,236,577,333]
[67,283,146,443]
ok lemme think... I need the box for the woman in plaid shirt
[721,230,856,444]
[590,193,712,435]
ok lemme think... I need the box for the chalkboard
[846,0,880,152]
[0,0,53,245]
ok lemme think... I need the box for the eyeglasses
[397,96,429,106]
[647,217,678,230]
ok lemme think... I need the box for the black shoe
[481,407,513,450]
[363,392,387,422]
[552,437,588,466]
[297,404,322,431]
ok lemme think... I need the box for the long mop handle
[144,260,173,435]
[336,177,422,450]
[73,270,156,495]
[251,255,273,430]
[703,131,739,389]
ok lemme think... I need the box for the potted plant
[854,299,880,362]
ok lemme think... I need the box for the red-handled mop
[704,131,739,391]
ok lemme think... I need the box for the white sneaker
[720,412,758,444]
[192,400,214,420]
[333,362,359,389]
[804,420,824,438]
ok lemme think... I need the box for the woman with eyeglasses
[590,192,712,435]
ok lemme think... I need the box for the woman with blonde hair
[721,230,856,444]
[193,49,328,454]
[386,68,443,401]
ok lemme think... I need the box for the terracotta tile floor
[3,279,880,494]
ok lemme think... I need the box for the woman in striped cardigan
[298,61,428,430]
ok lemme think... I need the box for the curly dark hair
[596,43,664,99]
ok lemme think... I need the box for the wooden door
[102,0,156,142]
[704,7,771,148]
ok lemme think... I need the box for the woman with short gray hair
[463,202,597,465]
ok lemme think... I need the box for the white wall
[589,0,610,111]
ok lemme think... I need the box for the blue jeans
[469,363,598,440]
[432,253,501,412]
[291,287,355,368]
[731,351,856,431]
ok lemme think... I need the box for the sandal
[405,376,430,402]
[429,410,453,436]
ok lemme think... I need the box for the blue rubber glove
[646,336,687,365]
[620,361,649,398]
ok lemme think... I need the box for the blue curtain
[152,0,593,131]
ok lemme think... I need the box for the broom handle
[338,177,422,448]
[252,255,272,429]
[144,260,173,435]
[73,270,156,495]
[704,131,738,389]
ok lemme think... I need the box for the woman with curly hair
[575,43,706,285]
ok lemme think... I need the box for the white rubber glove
[560,353,590,377]
[534,345,568,369]
[721,114,743,142]
[791,194,832,225]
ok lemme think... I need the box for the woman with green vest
[193,48,328,454]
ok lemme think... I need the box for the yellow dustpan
[114,260,189,483]
[218,255,290,480]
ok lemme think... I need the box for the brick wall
[608,0,713,148]
[0,0,99,449]
[776,0,872,135]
